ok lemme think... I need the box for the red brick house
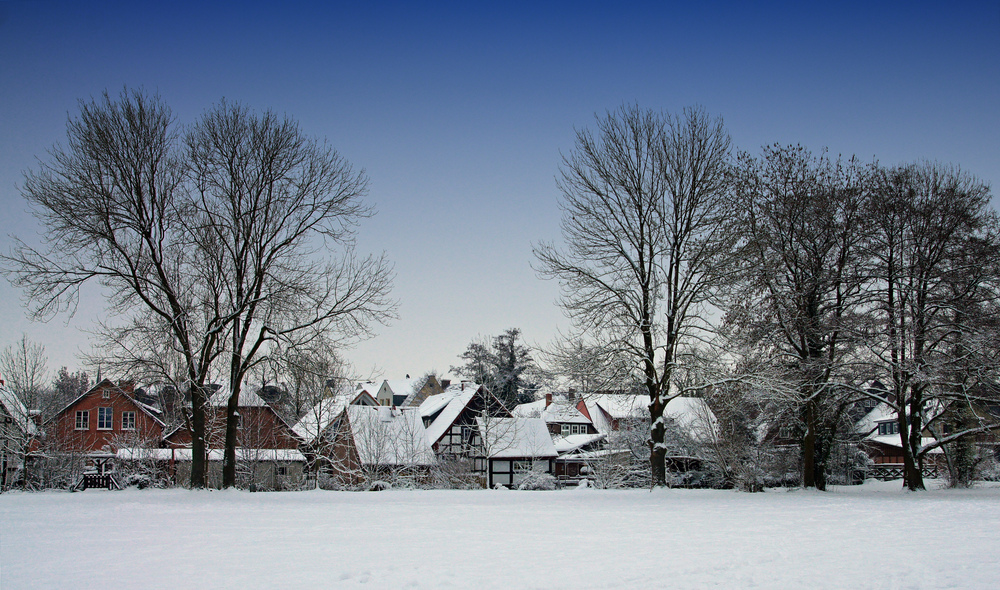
[44,379,165,480]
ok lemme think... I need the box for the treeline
[534,105,999,491]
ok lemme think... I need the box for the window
[561,424,570,436]
[513,460,532,472]
[97,407,113,430]
[878,421,899,436]
[275,466,287,476]
[102,390,110,399]
[570,424,586,435]
[75,410,89,430]
[122,411,136,430]
[778,426,793,439]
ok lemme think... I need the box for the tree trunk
[189,385,208,488]
[649,391,667,487]
[222,387,240,489]
[801,398,818,489]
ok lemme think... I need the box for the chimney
[545,393,552,408]
[441,379,451,389]
[568,388,576,402]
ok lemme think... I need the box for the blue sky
[1,1,997,383]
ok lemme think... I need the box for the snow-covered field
[2,481,998,589]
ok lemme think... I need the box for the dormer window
[877,421,899,436]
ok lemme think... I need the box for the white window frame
[97,407,113,430]
[561,424,570,436]
[121,411,136,431]
[75,410,89,430]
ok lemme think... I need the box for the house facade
[1,380,38,489]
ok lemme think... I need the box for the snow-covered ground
[2,481,998,589]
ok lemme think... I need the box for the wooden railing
[867,464,939,481]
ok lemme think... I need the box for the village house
[476,416,557,488]
[0,379,39,489]
[42,379,165,488]
[321,405,435,488]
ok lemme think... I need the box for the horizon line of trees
[2,94,997,493]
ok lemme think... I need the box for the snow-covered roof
[514,396,592,424]
[544,400,591,424]
[208,385,270,408]
[585,393,648,420]
[854,403,896,435]
[421,384,479,446]
[116,448,306,462]
[0,384,37,436]
[552,432,606,454]
[662,397,716,443]
[384,378,419,398]
[864,435,944,455]
[512,398,546,418]
[476,417,558,459]
[293,396,349,442]
[346,406,435,466]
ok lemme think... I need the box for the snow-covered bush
[516,471,557,491]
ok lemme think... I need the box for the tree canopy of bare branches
[731,145,873,489]
[534,105,735,486]
[2,88,395,488]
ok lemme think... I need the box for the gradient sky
[1,1,997,384]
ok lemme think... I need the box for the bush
[516,471,557,491]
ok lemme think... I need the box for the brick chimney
[545,393,552,407]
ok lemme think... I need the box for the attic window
[102,390,110,399]
[878,421,899,436]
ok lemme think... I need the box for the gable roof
[345,406,435,466]
[292,390,377,442]
[422,385,479,446]
[662,397,717,443]
[50,379,164,427]
[476,417,557,459]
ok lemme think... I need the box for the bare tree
[0,335,50,414]
[1,89,223,487]
[540,334,635,394]
[185,101,396,488]
[730,145,873,489]
[534,105,735,486]
[865,162,999,490]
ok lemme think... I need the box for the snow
[477,417,557,458]
[346,406,435,466]
[208,385,269,407]
[0,383,37,436]
[662,397,716,442]
[421,384,478,446]
[115,448,306,462]
[552,432,607,454]
[2,482,998,589]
